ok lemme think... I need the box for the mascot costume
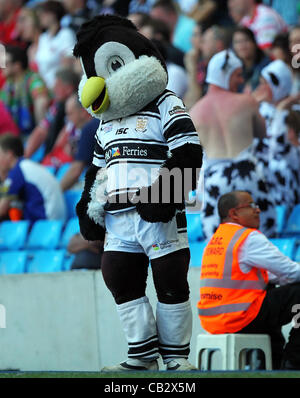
[73,14,203,371]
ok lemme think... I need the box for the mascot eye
[94,42,136,79]
[108,56,124,74]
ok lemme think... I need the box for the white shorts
[104,209,189,259]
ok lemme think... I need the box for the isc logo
[116,128,128,135]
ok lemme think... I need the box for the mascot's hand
[134,175,184,223]
[76,197,106,241]
[135,143,202,223]
[136,200,178,223]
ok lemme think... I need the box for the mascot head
[73,14,168,122]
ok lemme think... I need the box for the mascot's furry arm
[135,142,203,223]
[76,164,107,241]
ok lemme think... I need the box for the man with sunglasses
[198,190,300,370]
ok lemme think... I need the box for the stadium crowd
[0,1,299,259]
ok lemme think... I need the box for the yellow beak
[81,76,110,114]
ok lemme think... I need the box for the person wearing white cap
[253,59,294,135]
[252,60,300,216]
[190,49,277,240]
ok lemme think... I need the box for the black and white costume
[196,50,277,240]
[73,15,202,371]
[200,147,277,239]
[255,109,300,216]
[254,60,298,216]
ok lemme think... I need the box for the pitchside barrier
[0,268,205,371]
[0,268,293,371]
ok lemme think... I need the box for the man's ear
[228,207,238,221]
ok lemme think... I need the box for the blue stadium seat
[64,190,81,219]
[59,217,80,248]
[0,251,28,274]
[44,165,57,175]
[56,163,72,181]
[294,245,300,262]
[275,205,287,236]
[0,220,30,250]
[186,212,204,242]
[189,240,208,267]
[79,167,87,182]
[27,249,65,273]
[270,238,297,259]
[26,220,63,250]
[30,144,45,162]
[282,204,300,237]
[63,253,76,271]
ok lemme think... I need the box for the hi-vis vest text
[197,224,268,334]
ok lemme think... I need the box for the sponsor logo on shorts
[152,240,179,251]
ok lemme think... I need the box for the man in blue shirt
[0,134,66,222]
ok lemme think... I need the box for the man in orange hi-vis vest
[198,190,300,370]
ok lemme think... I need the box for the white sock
[117,296,159,361]
[156,300,192,364]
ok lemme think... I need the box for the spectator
[286,107,300,147]
[151,38,188,98]
[187,0,234,28]
[263,0,299,27]
[35,0,76,90]
[42,93,99,192]
[228,0,287,51]
[127,11,152,30]
[137,18,188,98]
[0,45,51,136]
[289,26,300,95]
[99,0,131,16]
[15,5,42,72]
[194,24,232,97]
[67,233,103,270]
[197,190,300,370]
[128,0,155,14]
[0,100,20,136]
[0,134,66,222]
[150,0,196,53]
[42,94,91,167]
[270,33,292,66]
[189,49,276,239]
[0,0,24,47]
[253,59,293,135]
[183,21,204,109]
[60,0,97,33]
[138,16,185,68]
[0,0,26,89]
[254,94,300,216]
[24,67,80,159]
[232,26,271,92]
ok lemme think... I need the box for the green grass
[0,370,299,378]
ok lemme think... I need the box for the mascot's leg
[151,248,196,370]
[101,251,159,371]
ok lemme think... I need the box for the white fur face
[78,51,168,121]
